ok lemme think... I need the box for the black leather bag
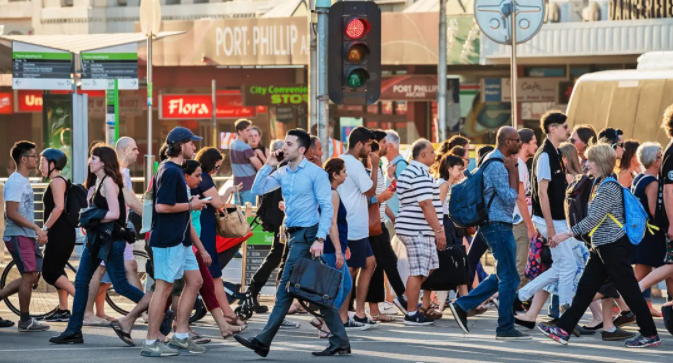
[286,256,343,316]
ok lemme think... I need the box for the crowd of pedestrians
[3,107,673,355]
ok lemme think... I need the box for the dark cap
[166,127,202,145]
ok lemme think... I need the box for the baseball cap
[166,127,203,145]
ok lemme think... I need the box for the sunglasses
[612,142,624,149]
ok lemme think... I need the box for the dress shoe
[49,331,84,344]
[234,335,269,357]
[514,316,535,330]
[312,345,351,356]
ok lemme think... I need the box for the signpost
[106,80,119,145]
[81,44,139,91]
[474,0,544,127]
[12,41,73,90]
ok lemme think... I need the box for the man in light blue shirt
[384,130,408,221]
[235,129,349,357]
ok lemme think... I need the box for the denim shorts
[152,244,199,283]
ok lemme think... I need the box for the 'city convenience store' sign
[242,84,308,106]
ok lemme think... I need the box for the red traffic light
[345,18,369,39]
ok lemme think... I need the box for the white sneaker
[379,302,399,316]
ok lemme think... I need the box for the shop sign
[609,0,673,20]
[160,94,256,120]
[0,92,13,114]
[17,90,43,112]
[381,76,460,101]
[482,78,559,103]
[242,84,308,106]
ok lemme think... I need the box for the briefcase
[286,256,343,314]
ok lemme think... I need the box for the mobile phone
[201,196,213,201]
[276,151,285,161]
[388,179,397,192]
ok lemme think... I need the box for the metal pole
[309,0,318,136]
[145,36,155,191]
[438,0,447,142]
[316,0,330,162]
[510,2,518,128]
[212,79,217,147]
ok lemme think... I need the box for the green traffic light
[346,69,369,89]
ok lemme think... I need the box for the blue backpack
[590,177,648,245]
[448,158,503,228]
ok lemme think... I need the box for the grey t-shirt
[3,172,36,238]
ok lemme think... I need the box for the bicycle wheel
[106,249,149,315]
[0,260,76,319]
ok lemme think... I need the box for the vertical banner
[42,94,74,180]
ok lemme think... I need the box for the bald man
[448,126,528,341]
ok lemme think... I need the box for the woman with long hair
[559,143,583,184]
[249,126,268,165]
[39,149,76,322]
[618,140,641,188]
[192,147,244,327]
[51,145,148,345]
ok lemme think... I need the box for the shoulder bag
[216,190,252,238]
[286,256,343,316]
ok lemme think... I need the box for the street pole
[316,0,330,162]
[438,0,447,142]
[212,79,217,147]
[309,0,318,136]
[510,1,518,128]
[145,36,154,191]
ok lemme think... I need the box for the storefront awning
[0,32,185,54]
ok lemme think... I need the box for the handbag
[286,256,343,316]
[215,191,252,238]
[421,245,469,291]
[524,230,552,280]
[369,201,383,236]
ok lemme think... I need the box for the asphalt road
[2,299,673,363]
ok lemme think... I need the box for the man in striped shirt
[395,139,445,326]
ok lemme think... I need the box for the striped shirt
[570,179,626,247]
[230,139,257,192]
[367,167,387,221]
[395,160,443,237]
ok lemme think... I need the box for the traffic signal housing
[328,1,381,105]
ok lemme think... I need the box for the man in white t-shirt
[337,126,380,330]
[512,129,537,291]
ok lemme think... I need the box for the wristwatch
[316,237,325,243]
[42,225,49,232]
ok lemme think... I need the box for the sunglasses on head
[612,142,624,149]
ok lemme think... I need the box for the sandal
[288,302,307,315]
[224,314,248,327]
[310,317,333,338]
[220,325,246,339]
[190,333,212,345]
[419,307,443,320]
[467,306,488,317]
[83,317,110,327]
[110,321,136,347]
[371,314,399,323]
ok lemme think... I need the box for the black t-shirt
[657,140,673,228]
[150,161,192,248]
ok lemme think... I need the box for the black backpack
[254,188,285,233]
[564,173,594,245]
[55,176,89,228]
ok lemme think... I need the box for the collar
[289,157,308,171]
[410,160,430,172]
[391,155,404,163]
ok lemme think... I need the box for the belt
[286,224,318,233]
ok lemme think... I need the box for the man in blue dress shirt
[234,129,350,357]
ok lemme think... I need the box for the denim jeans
[66,240,145,334]
[455,222,519,334]
[235,190,256,206]
[256,225,349,348]
[323,253,352,309]
[548,295,560,319]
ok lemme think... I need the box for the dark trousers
[248,233,283,295]
[255,225,349,348]
[366,223,406,303]
[467,230,489,288]
[557,236,658,338]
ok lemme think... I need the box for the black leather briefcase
[286,256,343,314]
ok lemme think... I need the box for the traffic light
[328,1,381,105]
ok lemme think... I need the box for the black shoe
[496,329,533,341]
[49,331,84,344]
[602,327,637,341]
[353,314,379,327]
[312,345,351,356]
[251,294,269,314]
[45,310,71,322]
[512,296,525,314]
[160,311,174,337]
[514,317,535,330]
[582,322,603,331]
[404,312,435,326]
[577,325,596,336]
[613,311,637,328]
[448,303,469,334]
[234,335,269,358]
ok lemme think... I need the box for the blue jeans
[548,294,560,319]
[256,225,349,348]
[323,253,352,309]
[235,190,256,206]
[455,222,520,334]
[66,241,145,334]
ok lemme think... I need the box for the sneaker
[537,324,569,346]
[344,319,374,331]
[280,318,301,330]
[18,318,50,332]
[379,302,399,316]
[141,340,180,357]
[169,336,207,354]
[353,314,379,327]
[602,327,637,341]
[44,310,71,323]
[393,296,409,315]
[625,334,661,348]
[404,312,434,326]
[613,311,637,327]
[448,303,469,334]
[496,329,533,341]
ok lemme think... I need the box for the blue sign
[483,78,502,102]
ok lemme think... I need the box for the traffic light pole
[316,0,330,162]
[437,0,447,142]
[309,0,318,141]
